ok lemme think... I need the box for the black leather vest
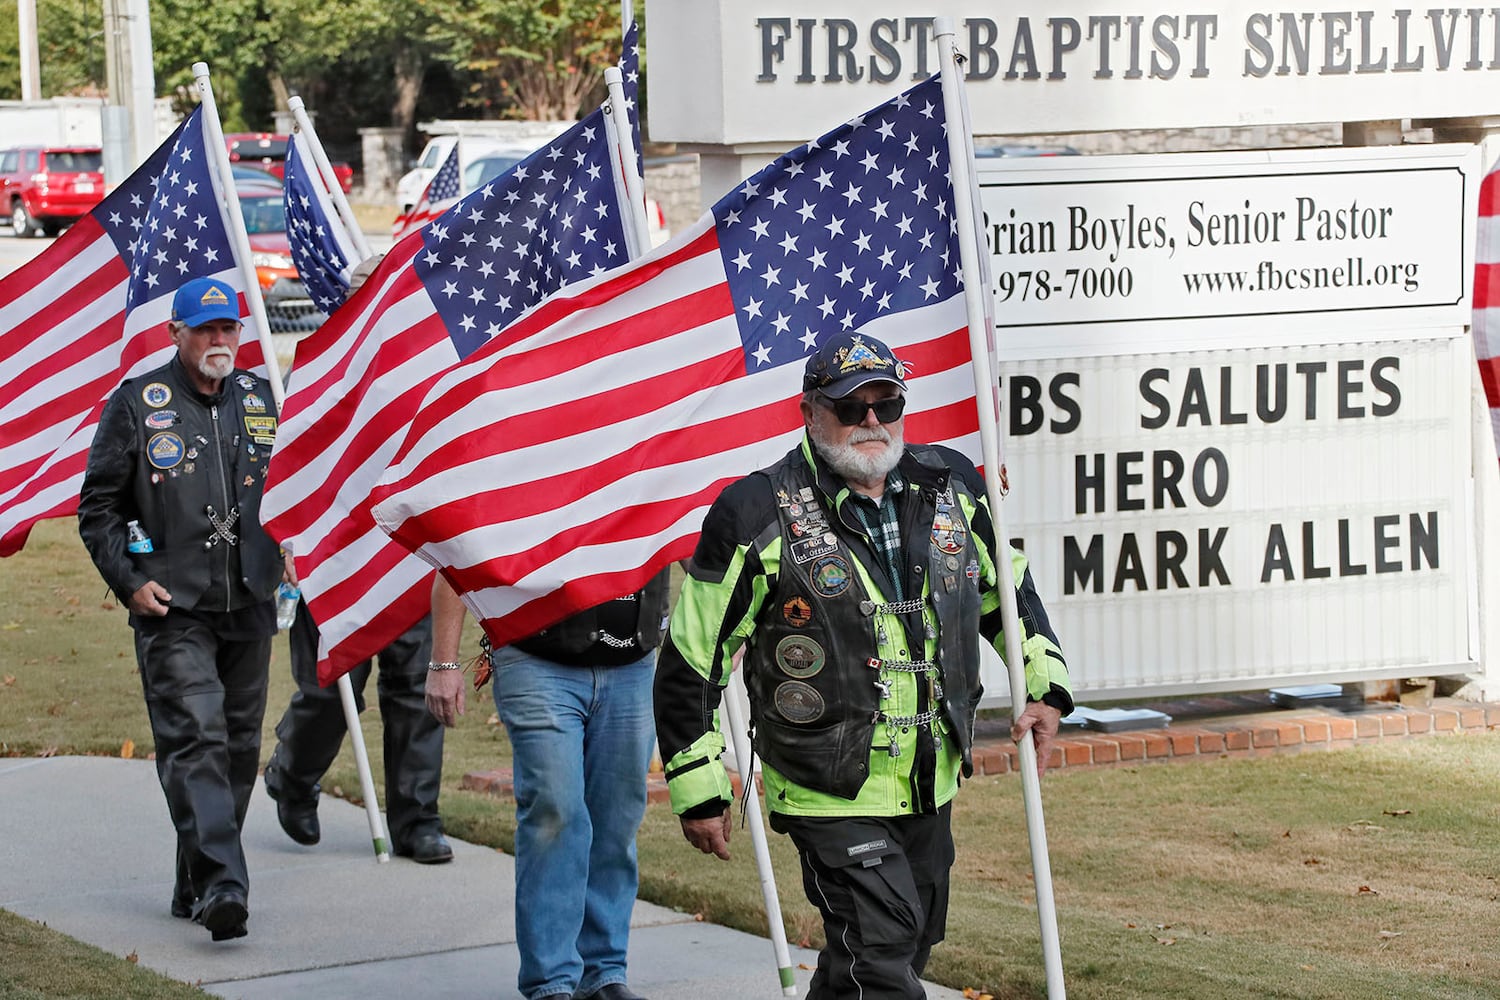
[511,569,671,664]
[115,359,282,609]
[742,445,986,800]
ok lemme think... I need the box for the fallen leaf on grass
[3,675,15,686]
[37,746,57,757]
[1383,809,1412,817]
[120,739,134,759]
[693,912,704,921]
[1304,857,1322,865]
[1356,885,1380,896]
[1300,964,1316,971]
[962,990,995,1000]
[1154,936,1177,945]
[126,950,138,964]
[1378,930,1402,939]
[2,622,20,630]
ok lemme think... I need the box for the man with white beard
[654,331,1072,997]
[79,276,285,942]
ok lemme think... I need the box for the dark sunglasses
[818,393,906,426]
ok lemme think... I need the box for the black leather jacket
[78,356,282,614]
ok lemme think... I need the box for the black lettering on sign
[1062,527,1231,593]
[1262,512,1439,582]
[1001,373,1080,436]
[1074,449,1227,513]
[1141,358,1400,427]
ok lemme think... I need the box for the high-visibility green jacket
[654,436,1071,819]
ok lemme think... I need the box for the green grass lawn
[5,518,1500,999]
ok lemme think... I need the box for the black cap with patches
[802,332,908,399]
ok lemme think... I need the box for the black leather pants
[268,602,443,846]
[134,623,270,905]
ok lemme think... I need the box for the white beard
[198,348,235,380]
[813,423,904,483]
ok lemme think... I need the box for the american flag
[262,91,637,683]
[284,131,360,313]
[369,75,981,648]
[0,107,256,555]
[620,20,643,180]
[1475,161,1500,463]
[391,145,461,241]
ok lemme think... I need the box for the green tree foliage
[0,0,107,100]
[0,0,638,157]
[429,0,624,119]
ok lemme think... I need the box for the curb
[459,697,1500,803]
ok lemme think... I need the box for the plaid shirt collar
[847,472,906,602]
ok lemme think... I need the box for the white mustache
[848,427,891,445]
[204,347,235,359]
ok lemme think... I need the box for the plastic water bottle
[275,582,300,631]
[126,520,153,554]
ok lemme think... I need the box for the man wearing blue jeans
[426,572,669,1000]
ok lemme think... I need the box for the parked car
[397,134,524,214]
[235,178,324,333]
[230,162,281,186]
[225,133,353,193]
[0,145,105,238]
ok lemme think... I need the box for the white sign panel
[993,337,1474,700]
[977,144,1481,357]
[647,1,1500,144]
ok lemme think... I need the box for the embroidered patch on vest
[144,409,177,429]
[808,554,851,597]
[774,635,825,678]
[141,382,172,407]
[146,432,184,469]
[773,681,825,723]
[781,596,814,628]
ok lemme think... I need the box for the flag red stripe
[1479,355,1500,407]
[268,361,442,541]
[442,475,739,594]
[311,573,435,684]
[1480,171,1500,219]
[1475,264,1500,310]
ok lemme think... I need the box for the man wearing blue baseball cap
[79,276,286,941]
[656,331,1073,997]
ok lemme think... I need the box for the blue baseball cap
[802,332,908,398]
[171,277,243,328]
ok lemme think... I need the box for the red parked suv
[225,133,354,193]
[0,145,105,237]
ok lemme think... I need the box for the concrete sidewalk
[0,755,965,1000]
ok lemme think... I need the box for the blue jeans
[491,646,656,1000]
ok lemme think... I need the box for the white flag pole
[287,95,374,261]
[195,62,392,864]
[193,62,284,405]
[932,21,1067,998]
[724,669,799,996]
[603,67,651,260]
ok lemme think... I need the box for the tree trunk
[268,70,290,113]
[391,41,423,141]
